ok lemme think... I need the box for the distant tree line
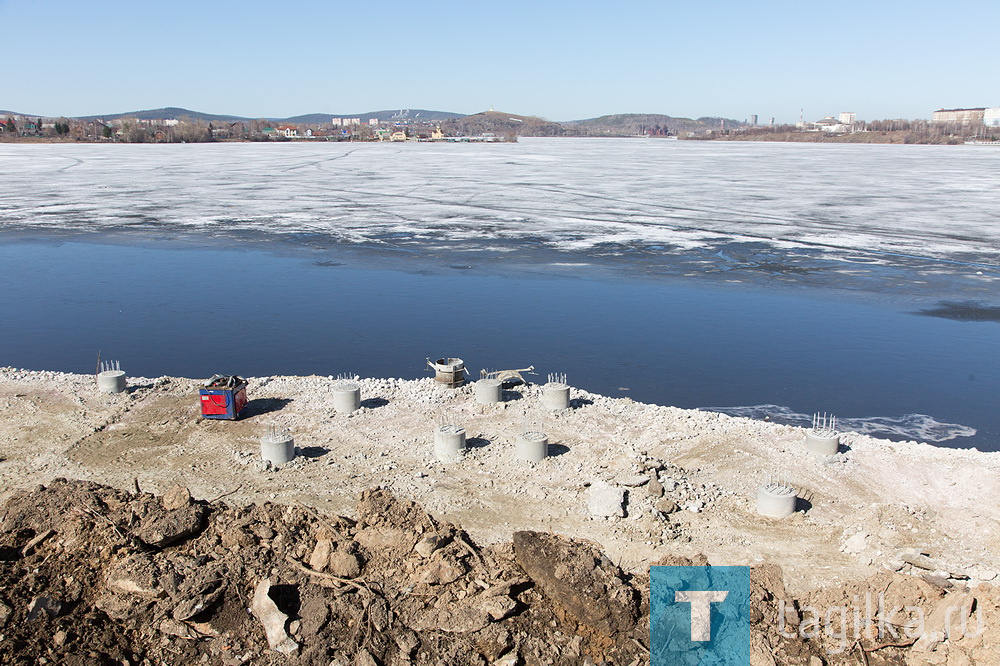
[687,119,1000,145]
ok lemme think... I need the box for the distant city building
[276,125,298,138]
[838,112,857,124]
[984,108,1000,127]
[749,114,758,126]
[368,118,379,126]
[932,107,986,123]
[801,114,856,133]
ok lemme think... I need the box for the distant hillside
[564,113,743,135]
[77,107,253,122]
[4,107,744,136]
[72,107,466,124]
[440,110,569,137]
[282,113,344,124]
[361,109,466,122]
[283,109,465,124]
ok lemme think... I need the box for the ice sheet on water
[1,140,999,273]
[708,404,977,443]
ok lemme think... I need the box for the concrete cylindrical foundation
[97,370,127,394]
[261,432,295,466]
[475,378,503,404]
[805,430,840,456]
[542,383,570,411]
[434,425,466,462]
[332,381,361,414]
[756,484,797,518]
[516,431,549,463]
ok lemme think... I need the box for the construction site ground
[1,368,999,665]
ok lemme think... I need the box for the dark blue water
[2,240,997,450]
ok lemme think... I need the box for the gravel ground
[1,367,998,596]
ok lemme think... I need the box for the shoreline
[2,132,991,146]
[2,367,997,596]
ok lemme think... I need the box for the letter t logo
[675,591,729,641]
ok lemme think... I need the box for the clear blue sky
[2,0,996,123]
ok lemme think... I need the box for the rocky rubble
[2,480,996,665]
[0,479,653,665]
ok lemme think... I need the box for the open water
[1,139,997,449]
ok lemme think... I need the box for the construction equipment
[480,365,536,386]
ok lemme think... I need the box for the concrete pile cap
[96,361,127,393]
[332,380,360,391]
[757,482,797,519]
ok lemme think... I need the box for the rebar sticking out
[260,425,295,466]
[516,412,548,463]
[542,372,570,411]
[480,366,535,385]
[331,373,361,415]
[475,374,503,404]
[812,412,838,438]
[756,472,797,519]
[805,411,841,456]
[516,429,549,463]
[433,422,467,462]
[96,359,127,394]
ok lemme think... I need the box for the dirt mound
[795,573,999,665]
[1,479,995,665]
[0,480,650,665]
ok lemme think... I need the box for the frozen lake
[1,139,998,449]
[2,139,999,285]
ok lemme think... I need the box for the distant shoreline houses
[0,112,514,143]
[3,105,998,144]
[697,104,1000,143]
[931,107,1000,126]
[795,111,859,133]
[792,105,1000,133]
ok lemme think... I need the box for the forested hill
[564,113,742,135]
